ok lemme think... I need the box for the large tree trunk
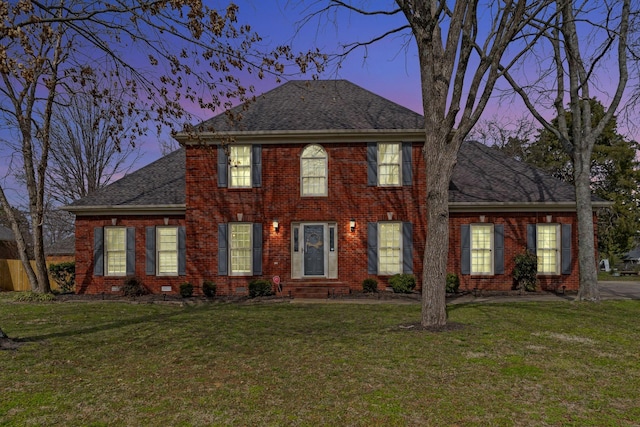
[574,145,599,301]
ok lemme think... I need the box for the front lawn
[1,295,639,426]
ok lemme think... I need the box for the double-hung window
[229,145,251,188]
[378,222,402,275]
[301,144,328,196]
[471,224,493,275]
[105,227,126,276]
[156,227,178,275]
[378,143,401,186]
[230,223,252,275]
[536,224,560,274]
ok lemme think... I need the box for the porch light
[273,220,279,232]
[350,219,356,232]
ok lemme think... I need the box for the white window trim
[470,223,494,275]
[105,226,126,276]
[537,224,560,275]
[230,222,252,276]
[378,222,403,276]
[156,226,178,276]
[229,145,252,188]
[300,144,328,197]
[378,142,402,187]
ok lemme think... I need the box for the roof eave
[174,129,426,145]
[449,201,612,213]
[63,204,186,216]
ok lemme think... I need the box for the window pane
[378,143,400,186]
[537,225,558,273]
[379,223,401,275]
[301,145,327,196]
[157,227,178,274]
[471,225,492,274]
[105,228,126,275]
[230,224,252,274]
[230,146,251,187]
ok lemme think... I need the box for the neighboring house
[0,225,19,259]
[45,235,75,263]
[64,80,608,296]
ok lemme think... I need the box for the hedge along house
[65,80,608,297]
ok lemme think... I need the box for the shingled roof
[196,80,424,132]
[65,80,603,212]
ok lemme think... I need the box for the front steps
[280,281,351,299]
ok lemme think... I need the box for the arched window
[301,144,328,196]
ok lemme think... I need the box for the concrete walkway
[290,281,640,305]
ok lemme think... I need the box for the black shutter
[527,224,537,253]
[218,224,228,275]
[217,145,228,188]
[93,227,104,276]
[402,222,413,273]
[367,142,377,186]
[494,224,504,274]
[367,222,378,274]
[402,142,412,186]
[145,226,155,275]
[252,145,262,187]
[178,226,186,276]
[561,224,572,275]
[126,227,135,276]
[461,224,470,275]
[252,223,262,275]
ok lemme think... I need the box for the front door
[304,224,325,276]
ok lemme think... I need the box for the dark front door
[304,225,325,276]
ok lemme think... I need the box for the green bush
[446,273,460,294]
[362,278,378,293]
[121,276,148,297]
[389,274,416,294]
[249,279,273,298]
[513,251,538,292]
[48,261,75,293]
[202,281,217,298]
[12,291,56,302]
[179,282,194,298]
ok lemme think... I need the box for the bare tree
[501,0,631,301]
[307,0,550,327]
[470,116,538,161]
[0,0,321,296]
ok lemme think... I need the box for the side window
[301,144,328,196]
[105,227,126,276]
[156,227,178,275]
[378,143,401,186]
[537,224,560,274]
[471,224,493,275]
[229,145,252,188]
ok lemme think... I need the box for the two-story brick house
[65,80,606,296]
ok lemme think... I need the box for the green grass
[1,295,640,426]
[599,271,640,281]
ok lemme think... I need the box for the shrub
[12,291,56,302]
[202,281,217,298]
[179,282,194,298]
[48,261,75,294]
[389,274,416,294]
[248,279,273,298]
[121,276,148,297]
[446,273,460,294]
[362,278,378,293]
[513,251,538,292]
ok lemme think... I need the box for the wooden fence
[0,259,62,292]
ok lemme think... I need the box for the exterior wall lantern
[273,220,279,232]
[350,218,356,232]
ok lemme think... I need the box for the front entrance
[304,224,325,276]
[291,222,337,279]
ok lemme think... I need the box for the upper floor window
[301,144,327,196]
[105,227,126,276]
[230,145,252,188]
[536,224,560,274]
[378,143,401,186]
[471,224,493,275]
[367,142,412,187]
